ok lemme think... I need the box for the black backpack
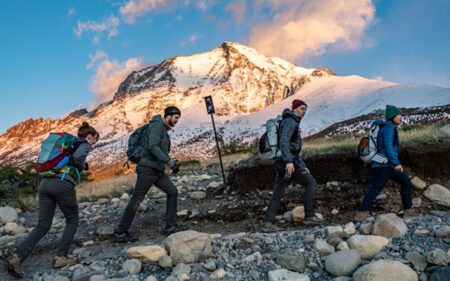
[126,124,150,164]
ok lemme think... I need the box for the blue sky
[0,0,449,134]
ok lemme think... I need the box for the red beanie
[292,99,307,110]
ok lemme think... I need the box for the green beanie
[385,105,402,121]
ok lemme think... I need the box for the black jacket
[277,108,306,170]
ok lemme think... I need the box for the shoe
[112,231,138,243]
[404,208,420,218]
[355,211,370,221]
[304,215,326,225]
[53,256,75,269]
[261,221,280,233]
[5,255,23,278]
[163,225,188,236]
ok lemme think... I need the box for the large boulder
[347,235,389,259]
[268,269,310,281]
[372,213,408,238]
[429,266,450,281]
[127,245,167,262]
[427,248,448,265]
[353,259,418,281]
[424,184,450,207]
[411,177,427,190]
[0,206,18,224]
[325,250,361,276]
[164,231,212,264]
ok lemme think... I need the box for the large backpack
[126,124,150,164]
[258,115,283,159]
[36,132,81,175]
[357,121,388,164]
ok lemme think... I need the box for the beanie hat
[292,99,307,111]
[164,106,181,117]
[385,105,402,121]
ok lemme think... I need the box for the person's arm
[71,142,91,171]
[279,119,296,163]
[147,123,171,164]
[383,125,401,167]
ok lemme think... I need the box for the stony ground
[0,167,449,281]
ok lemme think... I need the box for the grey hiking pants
[116,165,178,233]
[265,160,317,220]
[17,178,79,259]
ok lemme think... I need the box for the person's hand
[168,159,180,174]
[395,165,403,173]
[286,163,295,175]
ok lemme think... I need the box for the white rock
[353,259,418,281]
[411,177,427,190]
[122,259,142,274]
[372,213,408,238]
[344,222,356,236]
[159,255,173,268]
[424,184,450,207]
[347,235,389,259]
[268,269,310,281]
[337,241,350,251]
[120,193,130,201]
[188,191,207,200]
[210,268,226,279]
[127,245,167,262]
[208,181,221,188]
[325,250,361,276]
[144,276,158,281]
[164,230,212,264]
[4,222,26,234]
[314,238,335,256]
[326,225,344,237]
[0,206,18,223]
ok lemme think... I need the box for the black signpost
[204,95,226,186]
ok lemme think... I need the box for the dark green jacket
[277,108,306,170]
[139,115,171,171]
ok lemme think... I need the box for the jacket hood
[282,108,301,122]
[372,119,396,127]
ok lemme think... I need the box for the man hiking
[263,99,324,231]
[355,105,420,221]
[113,106,187,243]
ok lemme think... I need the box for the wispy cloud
[68,8,76,18]
[248,0,375,62]
[74,15,120,44]
[180,33,203,46]
[119,0,173,23]
[225,1,246,23]
[87,52,143,109]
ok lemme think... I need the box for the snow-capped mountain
[0,42,449,175]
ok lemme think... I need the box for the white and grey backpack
[357,121,388,164]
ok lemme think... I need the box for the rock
[164,230,212,264]
[120,193,130,200]
[268,269,310,281]
[204,261,217,271]
[0,206,18,223]
[283,211,293,222]
[144,276,158,281]
[325,250,361,276]
[436,225,450,238]
[4,222,26,234]
[189,208,200,218]
[415,229,431,236]
[210,268,226,279]
[331,208,339,215]
[344,222,356,236]
[199,174,212,181]
[127,246,167,262]
[208,181,221,188]
[292,206,305,223]
[424,184,450,207]
[429,266,450,281]
[412,198,423,208]
[347,235,389,259]
[171,263,191,278]
[95,226,115,238]
[276,255,306,272]
[188,191,207,200]
[159,255,173,268]
[314,238,335,256]
[72,266,95,281]
[82,240,94,247]
[372,213,408,238]
[406,251,428,271]
[122,259,142,274]
[359,223,373,235]
[177,210,189,217]
[337,241,350,251]
[88,275,105,281]
[427,248,448,265]
[54,276,70,281]
[411,177,427,190]
[353,259,418,281]
[326,226,344,238]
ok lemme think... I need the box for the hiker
[355,105,420,221]
[113,106,187,243]
[6,122,99,278]
[264,99,324,230]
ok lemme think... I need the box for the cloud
[225,1,246,22]
[68,8,76,18]
[180,33,203,46]
[88,52,143,109]
[74,15,120,43]
[119,0,173,23]
[248,0,375,62]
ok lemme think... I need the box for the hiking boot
[112,231,138,243]
[53,256,75,269]
[163,225,189,236]
[404,208,420,218]
[5,254,23,278]
[261,221,280,233]
[355,211,370,221]
[304,215,326,225]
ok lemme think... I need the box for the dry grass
[76,174,136,202]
